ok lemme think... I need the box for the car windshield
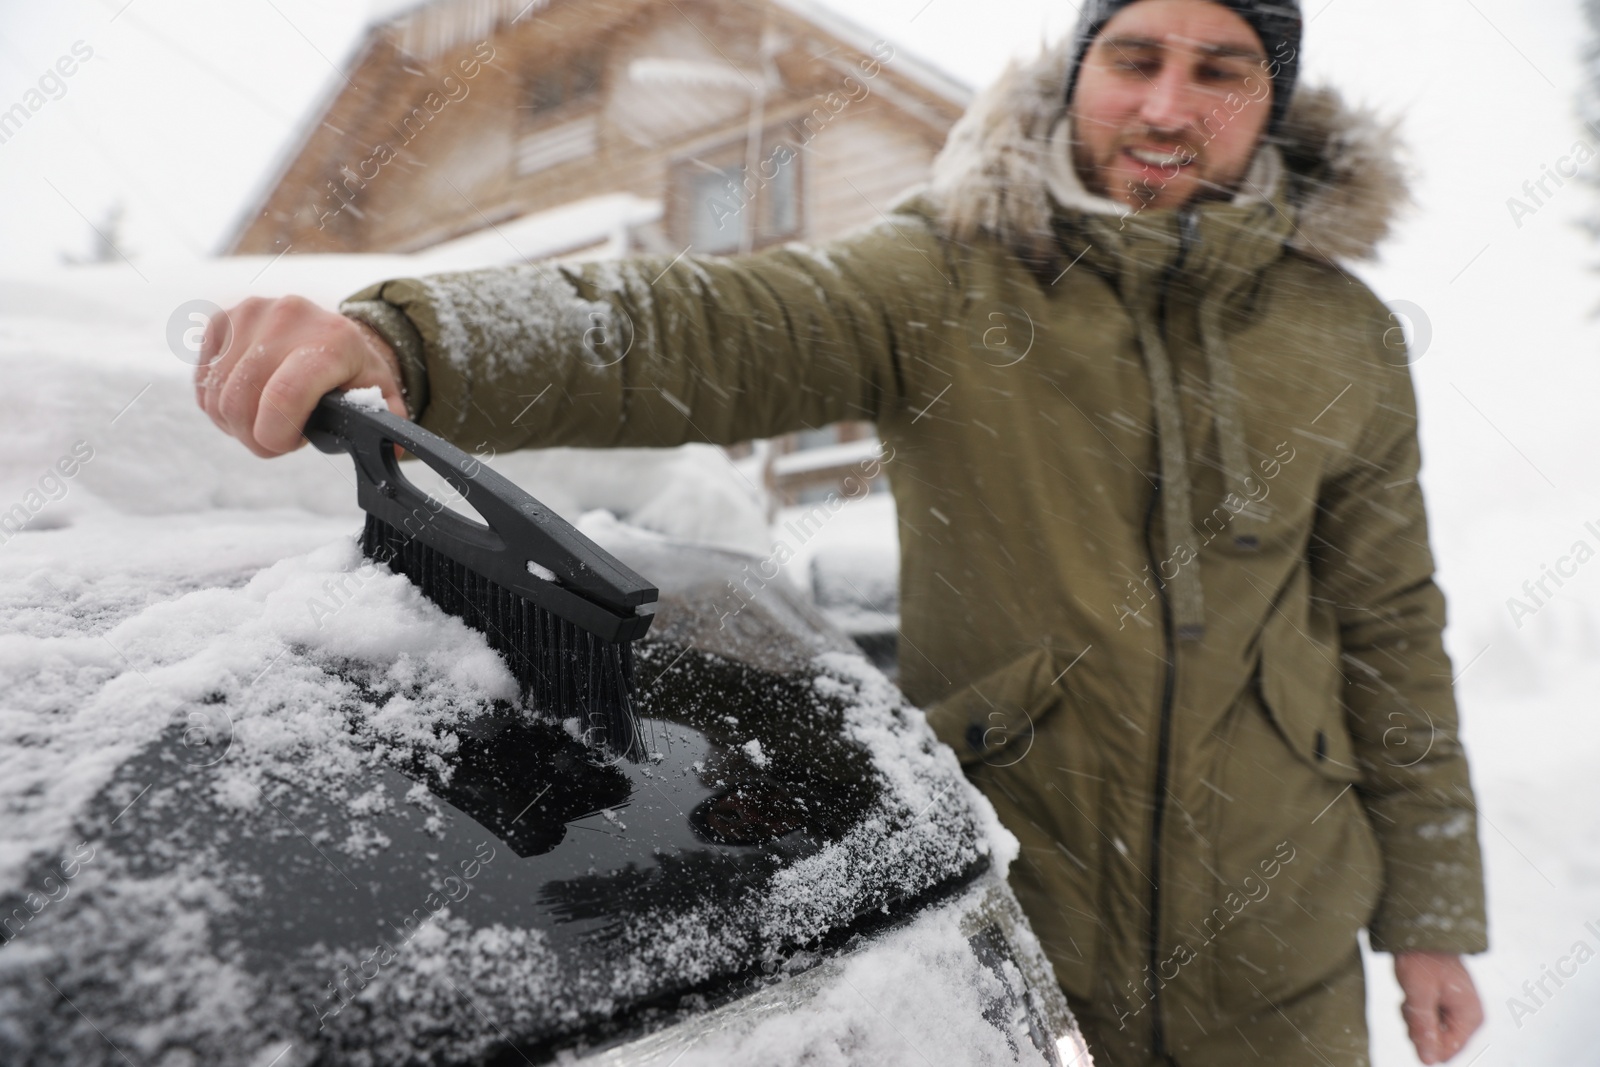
[0,528,991,1065]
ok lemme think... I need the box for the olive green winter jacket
[340,65,1488,1057]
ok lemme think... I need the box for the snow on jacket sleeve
[338,212,958,454]
[1309,363,1490,956]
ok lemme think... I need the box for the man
[197,1,1489,1063]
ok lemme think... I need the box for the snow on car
[0,257,1093,1066]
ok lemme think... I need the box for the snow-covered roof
[768,0,973,108]
[369,0,977,112]
[382,0,551,61]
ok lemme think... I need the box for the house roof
[372,0,974,110]
[382,0,554,61]
[766,0,971,108]
[222,0,973,255]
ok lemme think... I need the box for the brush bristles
[362,513,644,760]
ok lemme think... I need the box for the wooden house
[225,0,972,504]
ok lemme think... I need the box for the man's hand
[1395,952,1483,1064]
[195,295,407,457]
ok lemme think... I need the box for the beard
[1069,124,1246,209]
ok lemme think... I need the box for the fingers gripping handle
[304,392,658,641]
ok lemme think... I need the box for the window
[676,138,802,253]
[760,147,799,240]
[687,164,747,254]
[522,52,604,120]
[571,53,603,98]
[527,72,565,112]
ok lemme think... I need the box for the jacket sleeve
[337,209,958,453]
[1309,364,1490,956]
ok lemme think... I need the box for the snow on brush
[342,385,389,411]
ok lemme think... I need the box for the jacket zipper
[1144,205,1198,1059]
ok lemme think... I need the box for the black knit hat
[1062,0,1303,136]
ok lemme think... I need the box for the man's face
[1069,0,1275,211]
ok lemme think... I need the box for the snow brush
[305,391,658,760]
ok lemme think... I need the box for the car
[0,433,1092,1066]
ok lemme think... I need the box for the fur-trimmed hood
[919,32,1413,266]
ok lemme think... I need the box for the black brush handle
[304,392,658,642]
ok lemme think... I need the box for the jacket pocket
[1201,579,1382,1020]
[1255,594,1360,784]
[923,648,1066,767]
[923,649,1104,1001]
